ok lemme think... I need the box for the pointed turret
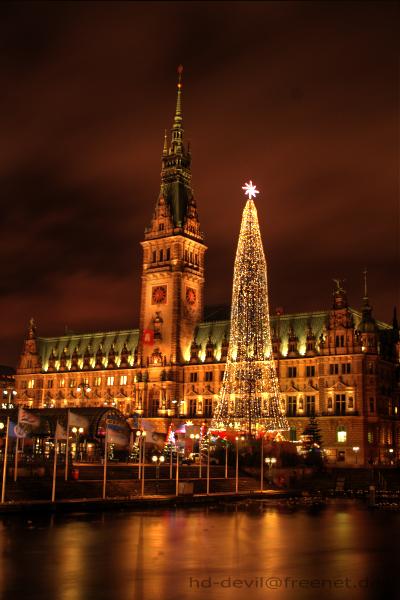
[17,317,42,373]
[358,269,378,353]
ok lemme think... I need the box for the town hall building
[14,70,400,466]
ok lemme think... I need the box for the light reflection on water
[0,502,399,600]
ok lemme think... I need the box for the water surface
[0,501,398,600]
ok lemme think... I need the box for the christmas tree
[302,416,323,449]
[211,182,289,436]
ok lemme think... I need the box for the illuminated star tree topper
[242,180,260,200]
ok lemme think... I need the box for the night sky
[0,1,398,366]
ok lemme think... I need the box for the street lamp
[71,426,84,460]
[136,430,146,480]
[190,433,201,478]
[2,389,17,409]
[76,383,91,406]
[352,446,360,466]
[152,454,165,493]
[264,457,277,485]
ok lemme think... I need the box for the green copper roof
[38,329,139,371]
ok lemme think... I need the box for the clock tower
[139,67,207,368]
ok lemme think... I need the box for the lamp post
[76,383,91,407]
[2,389,17,409]
[136,430,145,479]
[190,433,201,477]
[1,417,10,503]
[352,446,360,466]
[152,454,165,494]
[71,426,84,461]
[265,457,277,485]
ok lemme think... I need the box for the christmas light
[242,180,259,200]
[211,184,289,436]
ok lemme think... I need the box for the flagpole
[52,428,58,503]
[1,416,10,503]
[141,431,146,497]
[65,409,70,481]
[102,422,108,499]
[14,436,19,482]
[175,441,179,496]
[206,437,210,495]
[260,436,264,493]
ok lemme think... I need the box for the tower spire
[170,65,184,153]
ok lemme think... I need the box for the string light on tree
[211,181,289,436]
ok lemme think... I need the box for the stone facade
[14,72,400,466]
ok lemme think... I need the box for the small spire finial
[363,267,368,301]
[163,129,168,155]
[173,65,183,125]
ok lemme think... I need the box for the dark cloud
[0,1,398,364]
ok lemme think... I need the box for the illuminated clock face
[152,285,167,304]
[186,287,196,305]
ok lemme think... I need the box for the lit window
[120,375,127,386]
[28,379,35,389]
[107,376,114,386]
[69,380,76,388]
[368,431,374,444]
[94,377,101,387]
[59,379,65,388]
[337,427,347,443]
